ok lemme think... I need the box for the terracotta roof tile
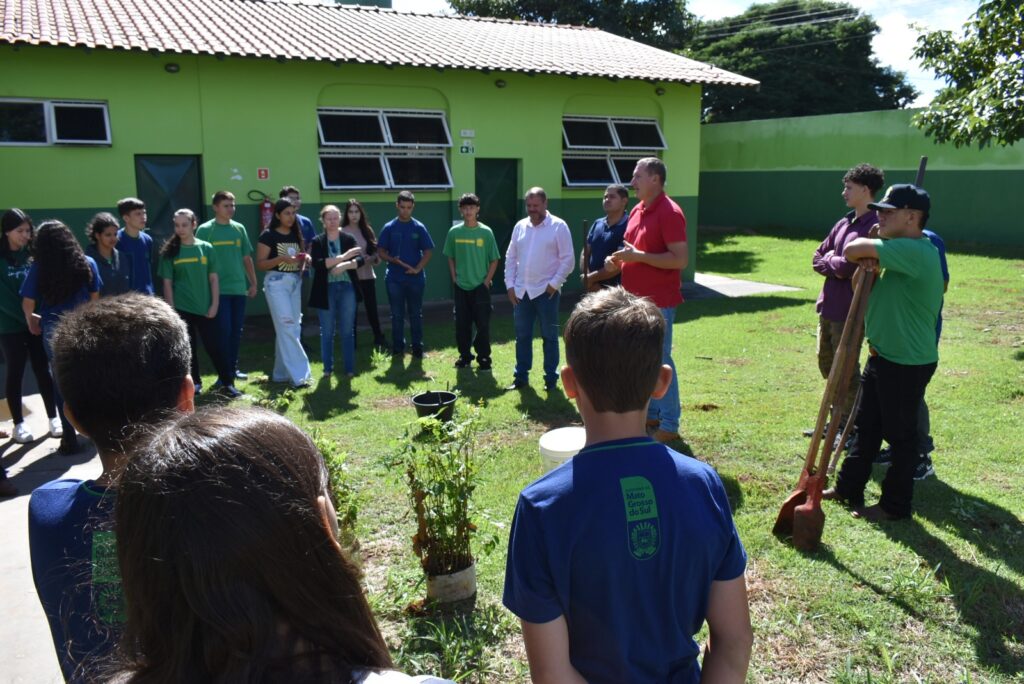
[0,0,757,86]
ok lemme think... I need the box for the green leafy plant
[312,427,360,552]
[403,405,482,577]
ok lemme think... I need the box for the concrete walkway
[2,394,99,684]
[682,272,801,300]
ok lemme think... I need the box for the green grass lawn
[204,228,1024,683]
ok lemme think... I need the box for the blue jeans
[263,272,311,385]
[318,281,357,374]
[216,294,247,374]
[386,278,425,353]
[648,306,680,434]
[513,292,560,385]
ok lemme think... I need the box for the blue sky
[390,0,978,106]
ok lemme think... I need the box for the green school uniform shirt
[865,236,944,365]
[0,249,31,334]
[442,222,500,290]
[195,219,252,296]
[157,240,219,316]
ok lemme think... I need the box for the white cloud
[392,0,977,105]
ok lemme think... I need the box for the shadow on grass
[300,375,359,421]
[818,478,1024,675]
[374,354,428,391]
[453,367,506,403]
[678,293,807,321]
[513,385,577,427]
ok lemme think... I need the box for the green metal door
[134,155,203,252]
[474,158,519,293]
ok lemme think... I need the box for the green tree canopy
[913,0,1024,148]
[688,0,917,122]
[446,0,696,51]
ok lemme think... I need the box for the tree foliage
[688,0,917,123]
[913,0,1024,148]
[446,0,696,51]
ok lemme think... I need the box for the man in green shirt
[824,184,943,521]
[443,193,500,370]
[196,190,257,382]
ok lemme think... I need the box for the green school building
[0,0,755,310]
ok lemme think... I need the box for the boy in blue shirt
[29,294,194,682]
[503,287,752,683]
[115,197,154,294]
[377,191,434,358]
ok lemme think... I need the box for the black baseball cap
[869,184,930,213]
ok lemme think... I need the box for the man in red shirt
[611,157,688,443]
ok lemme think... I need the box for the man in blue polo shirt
[377,191,434,358]
[579,184,629,291]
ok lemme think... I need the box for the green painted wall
[1,45,703,307]
[699,109,1024,245]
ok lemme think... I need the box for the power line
[698,12,859,42]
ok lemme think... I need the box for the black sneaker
[875,447,893,466]
[477,358,492,371]
[57,435,82,456]
[219,385,243,400]
[234,370,248,380]
[913,455,935,480]
[544,379,558,391]
[454,357,473,369]
[505,379,528,391]
[411,347,424,359]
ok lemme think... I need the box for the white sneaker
[49,417,63,438]
[13,422,34,444]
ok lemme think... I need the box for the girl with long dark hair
[340,199,387,351]
[256,198,312,388]
[309,205,363,378]
[20,220,101,454]
[85,212,132,296]
[0,210,60,495]
[111,407,452,684]
[158,209,240,399]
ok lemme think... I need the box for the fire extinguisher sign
[257,167,270,180]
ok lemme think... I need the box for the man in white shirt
[504,187,574,391]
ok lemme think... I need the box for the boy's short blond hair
[564,287,665,413]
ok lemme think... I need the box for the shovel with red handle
[774,267,873,549]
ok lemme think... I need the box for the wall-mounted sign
[460,129,475,138]
[459,141,475,155]
[257,167,270,180]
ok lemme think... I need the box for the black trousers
[177,310,233,388]
[0,331,57,423]
[453,284,492,362]
[836,354,937,517]
[353,278,386,346]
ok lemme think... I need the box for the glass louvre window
[1,99,110,145]
[320,155,388,190]
[563,157,615,187]
[612,158,640,184]
[384,113,451,146]
[563,118,615,148]
[52,102,110,144]
[318,111,386,145]
[611,120,666,149]
[317,107,452,189]
[0,102,46,143]
[387,156,451,188]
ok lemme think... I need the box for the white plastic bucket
[539,426,587,472]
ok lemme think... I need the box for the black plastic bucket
[412,391,457,422]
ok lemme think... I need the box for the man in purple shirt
[810,163,884,435]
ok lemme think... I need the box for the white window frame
[562,117,617,150]
[0,98,111,146]
[562,154,616,188]
[562,116,666,151]
[318,151,391,191]
[385,150,453,189]
[609,117,667,151]
[317,107,453,190]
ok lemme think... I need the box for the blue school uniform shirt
[29,480,121,683]
[297,214,317,279]
[20,258,102,328]
[378,217,434,283]
[922,229,949,341]
[116,228,154,294]
[503,437,747,684]
[585,213,629,287]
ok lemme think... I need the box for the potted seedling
[402,405,483,607]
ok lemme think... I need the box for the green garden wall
[1,45,701,310]
[700,109,1024,245]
